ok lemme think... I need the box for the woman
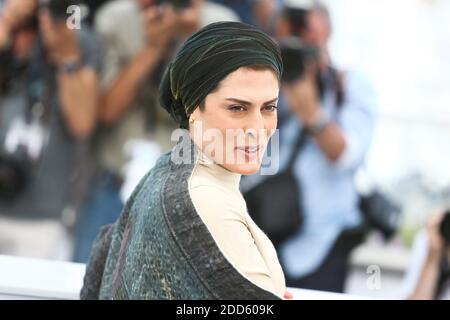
[81,21,286,300]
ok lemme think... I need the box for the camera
[155,0,192,11]
[279,37,319,83]
[282,5,310,38]
[0,48,25,94]
[0,83,49,203]
[440,211,450,246]
[0,50,12,93]
[0,109,49,203]
[0,145,32,203]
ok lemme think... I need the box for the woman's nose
[245,109,265,132]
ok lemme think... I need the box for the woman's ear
[188,108,202,134]
[191,107,202,122]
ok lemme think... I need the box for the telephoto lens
[279,37,319,84]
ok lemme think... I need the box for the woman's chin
[229,163,262,175]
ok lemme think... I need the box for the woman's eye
[263,105,278,112]
[228,105,246,112]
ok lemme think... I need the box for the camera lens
[0,156,29,203]
[279,38,318,83]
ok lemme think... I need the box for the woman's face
[190,66,279,175]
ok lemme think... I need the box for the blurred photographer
[403,212,450,300]
[243,0,378,292]
[72,0,240,263]
[0,0,100,257]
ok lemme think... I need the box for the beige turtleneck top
[188,150,286,298]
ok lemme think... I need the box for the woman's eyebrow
[225,97,278,105]
[263,98,279,105]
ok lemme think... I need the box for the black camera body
[0,48,21,94]
[279,37,319,84]
[0,109,48,203]
[155,0,192,11]
[0,148,31,203]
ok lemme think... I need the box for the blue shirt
[278,70,378,278]
[242,70,378,278]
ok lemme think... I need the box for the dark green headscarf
[159,21,283,129]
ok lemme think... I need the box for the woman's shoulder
[128,152,172,195]
[127,148,197,217]
[121,151,175,217]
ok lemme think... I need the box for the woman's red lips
[236,146,260,152]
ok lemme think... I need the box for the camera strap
[25,37,55,127]
[286,127,308,171]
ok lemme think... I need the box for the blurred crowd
[0,0,448,299]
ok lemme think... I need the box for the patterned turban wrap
[159,21,283,129]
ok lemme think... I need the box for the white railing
[0,255,371,300]
[0,255,85,300]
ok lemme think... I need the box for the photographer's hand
[0,0,38,49]
[98,4,176,125]
[39,10,98,140]
[409,214,445,300]
[39,10,80,65]
[1,0,38,31]
[0,17,11,49]
[175,0,202,39]
[282,65,320,127]
[143,4,177,49]
[282,64,347,163]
